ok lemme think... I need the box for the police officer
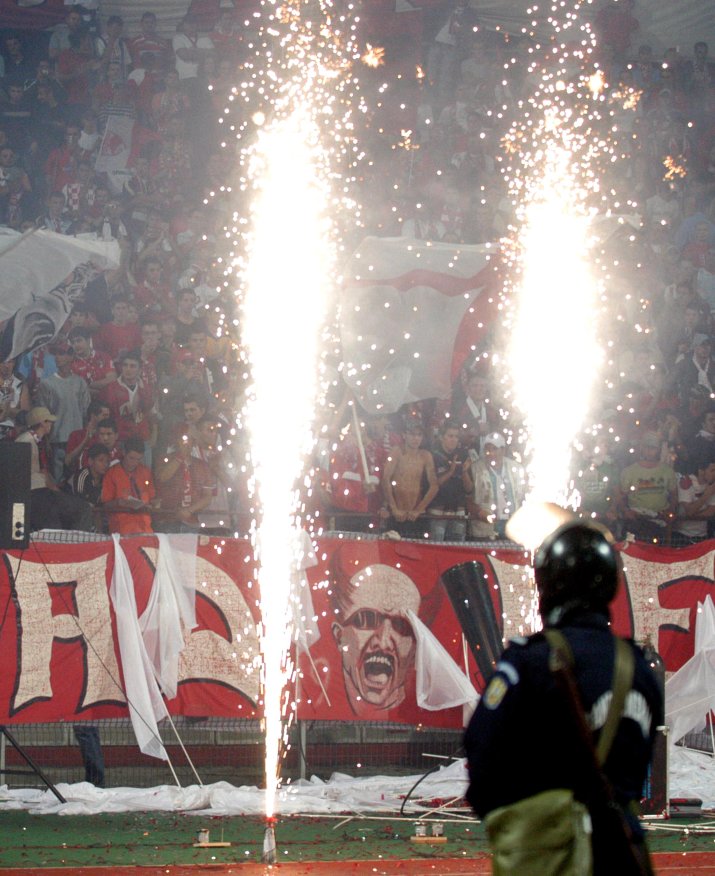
[464,520,662,874]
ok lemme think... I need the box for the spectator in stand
[174,288,205,345]
[99,350,154,446]
[172,14,215,104]
[155,114,193,201]
[64,399,111,475]
[186,327,224,395]
[95,417,123,466]
[209,9,241,61]
[452,368,498,453]
[157,316,181,375]
[57,29,102,109]
[129,12,170,70]
[65,443,111,530]
[132,257,173,315]
[661,300,711,367]
[696,248,715,312]
[48,8,85,62]
[67,327,116,396]
[133,207,177,273]
[687,406,715,468]
[62,159,96,218]
[0,357,30,441]
[427,421,469,541]
[682,220,715,269]
[45,122,81,193]
[594,0,639,65]
[155,431,216,532]
[16,406,94,532]
[36,343,91,481]
[328,413,390,530]
[671,333,715,401]
[628,44,662,91]
[193,414,236,529]
[24,58,68,105]
[29,81,70,149]
[150,68,191,134]
[101,436,156,534]
[96,15,131,81]
[1,35,35,82]
[137,318,163,394]
[675,194,715,252]
[93,296,142,362]
[123,155,160,228]
[571,435,620,532]
[465,431,526,540]
[0,144,32,228]
[382,420,438,538]
[619,430,678,543]
[684,41,715,98]
[673,452,715,545]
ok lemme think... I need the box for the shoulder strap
[596,637,635,764]
[543,629,635,765]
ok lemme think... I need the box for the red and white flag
[95,114,135,174]
[340,236,500,414]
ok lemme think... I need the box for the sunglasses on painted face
[343,609,412,637]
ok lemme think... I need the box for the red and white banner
[0,535,712,729]
[340,237,501,414]
[95,115,135,174]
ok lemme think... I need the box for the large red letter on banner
[6,554,124,714]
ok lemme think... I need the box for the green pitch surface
[1,810,715,871]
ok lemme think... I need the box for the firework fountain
[235,0,363,861]
[500,3,619,552]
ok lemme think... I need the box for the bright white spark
[242,108,332,818]
[509,140,602,515]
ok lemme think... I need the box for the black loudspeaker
[0,442,31,550]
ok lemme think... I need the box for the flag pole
[351,404,371,486]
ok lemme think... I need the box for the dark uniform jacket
[464,611,663,859]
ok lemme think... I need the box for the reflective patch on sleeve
[509,636,528,646]
[483,675,509,710]
[495,660,519,686]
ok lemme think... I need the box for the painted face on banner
[332,564,420,712]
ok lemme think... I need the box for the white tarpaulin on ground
[0,746,712,815]
[0,228,119,324]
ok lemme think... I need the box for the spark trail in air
[501,1,608,534]
[235,0,363,819]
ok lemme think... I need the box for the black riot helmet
[534,520,620,624]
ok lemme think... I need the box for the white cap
[484,432,506,449]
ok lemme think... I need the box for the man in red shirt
[155,433,216,531]
[101,437,156,534]
[69,327,116,395]
[65,399,111,474]
[93,297,142,362]
[128,12,170,69]
[100,351,154,444]
[57,29,101,107]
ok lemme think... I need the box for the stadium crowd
[0,1,714,545]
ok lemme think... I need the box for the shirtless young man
[382,421,438,537]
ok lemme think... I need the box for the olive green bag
[485,787,593,876]
[483,632,635,876]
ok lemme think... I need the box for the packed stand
[0,6,245,536]
[0,1,714,545]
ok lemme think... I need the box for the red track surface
[2,854,715,875]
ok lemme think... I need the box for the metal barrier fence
[0,719,464,789]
